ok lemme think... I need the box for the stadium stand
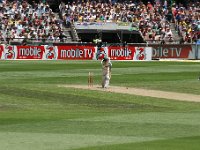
[58,0,180,43]
[172,1,200,43]
[0,0,199,45]
[0,0,74,45]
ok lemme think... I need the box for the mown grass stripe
[0,132,161,150]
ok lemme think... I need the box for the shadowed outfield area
[0,60,200,150]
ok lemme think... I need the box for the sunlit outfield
[0,60,200,150]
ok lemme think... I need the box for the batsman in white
[101,57,112,88]
[95,41,112,88]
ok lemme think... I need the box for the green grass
[0,60,200,150]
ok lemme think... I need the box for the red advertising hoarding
[108,46,134,60]
[0,45,3,59]
[0,45,152,60]
[4,45,16,59]
[1,44,198,60]
[57,45,96,60]
[108,46,150,60]
[16,46,45,59]
[152,45,194,59]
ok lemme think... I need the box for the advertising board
[0,45,152,61]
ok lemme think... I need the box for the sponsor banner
[108,46,134,60]
[197,45,200,59]
[95,46,109,60]
[0,45,152,60]
[56,45,96,60]
[108,46,152,60]
[16,46,45,59]
[142,47,152,60]
[0,45,3,59]
[151,45,195,59]
[4,45,17,60]
[44,45,58,60]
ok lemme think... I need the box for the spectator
[173,1,200,43]
[0,0,198,44]
[58,0,179,43]
[0,0,66,44]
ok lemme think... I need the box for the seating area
[0,0,69,45]
[172,1,200,43]
[0,0,199,44]
[58,1,172,44]
[59,0,200,44]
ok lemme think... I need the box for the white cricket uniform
[101,58,112,88]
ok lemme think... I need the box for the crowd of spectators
[0,0,199,44]
[172,1,200,44]
[59,0,200,44]
[0,0,68,44]
[59,0,175,44]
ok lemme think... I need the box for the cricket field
[0,60,200,150]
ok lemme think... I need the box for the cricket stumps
[88,72,93,87]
